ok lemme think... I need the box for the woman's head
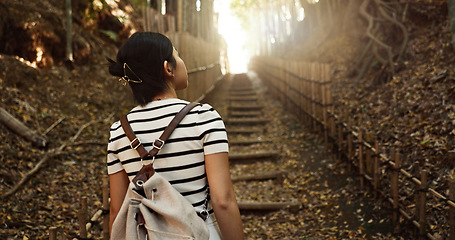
[108,32,186,105]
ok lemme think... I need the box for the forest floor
[0,0,454,239]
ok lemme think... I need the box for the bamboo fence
[166,32,223,102]
[141,7,224,102]
[250,56,455,239]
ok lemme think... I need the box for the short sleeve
[196,104,229,155]
[106,121,125,175]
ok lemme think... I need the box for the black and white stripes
[107,98,228,212]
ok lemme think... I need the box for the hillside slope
[0,0,141,238]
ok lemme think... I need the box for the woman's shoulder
[194,102,219,115]
[129,99,189,114]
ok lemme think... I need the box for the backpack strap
[120,102,201,160]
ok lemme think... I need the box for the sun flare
[215,0,250,74]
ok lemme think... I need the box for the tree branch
[0,116,110,199]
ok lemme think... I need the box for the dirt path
[204,72,396,239]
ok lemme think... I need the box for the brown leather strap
[120,115,149,159]
[120,102,201,160]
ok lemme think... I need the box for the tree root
[355,0,409,82]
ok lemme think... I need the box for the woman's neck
[153,90,177,101]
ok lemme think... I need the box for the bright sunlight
[215,0,250,74]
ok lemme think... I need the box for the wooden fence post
[103,175,110,240]
[311,64,317,131]
[418,170,427,240]
[321,66,328,147]
[391,150,401,229]
[414,160,421,221]
[337,120,343,161]
[49,226,57,240]
[79,196,87,238]
[347,118,353,173]
[365,132,373,177]
[358,129,364,188]
[450,180,455,240]
[374,140,379,199]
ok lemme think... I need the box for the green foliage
[230,0,267,31]
[129,0,147,13]
[84,0,108,22]
[99,29,118,42]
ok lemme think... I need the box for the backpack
[111,102,210,240]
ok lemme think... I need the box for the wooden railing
[250,56,455,240]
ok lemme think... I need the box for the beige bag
[111,103,209,240]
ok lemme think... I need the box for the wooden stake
[373,140,379,199]
[337,121,343,161]
[347,118,353,174]
[391,150,400,228]
[365,132,373,177]
[103,175,110,240]
[418,170,427,240]
[415,160,421,220]
[65,0,73,61]
[49,226,57,240]
[358,129,364,188]
[449,180,455,240]
[79,196,87,238]
[347,118,353,161]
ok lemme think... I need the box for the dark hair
[108,32,177,105]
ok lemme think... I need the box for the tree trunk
[0,107,47,147]
[448,0,455,49]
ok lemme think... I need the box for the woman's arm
[205,152,245,240]
[108,170,129,233]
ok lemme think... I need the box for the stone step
[228,96,259,102]
[229,151,280,162]
[229,139,271,146]
[228,85,254,92]
[228,104,263,111]
[229,91,257,97]
[225,118,268,125]
[228,111,262,118]
[231,171,285,182]
[237,201,301,213]
[227,128,262,135]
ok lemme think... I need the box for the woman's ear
[163,61,174,78]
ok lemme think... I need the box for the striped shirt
[106,98,229,213]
